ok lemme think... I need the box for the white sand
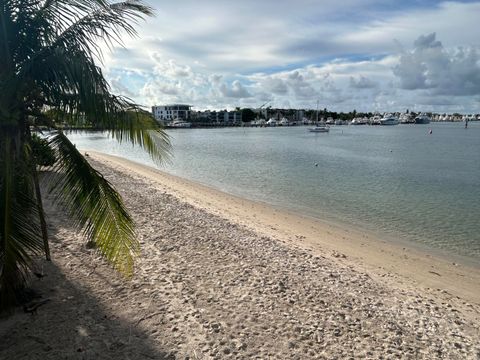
[1,152,479,359]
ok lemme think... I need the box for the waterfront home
[152,104,192,126]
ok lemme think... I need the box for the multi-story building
[191,110,242,125]
[294,110,304,123]
[152,104,192,124]
[216,110,242,125]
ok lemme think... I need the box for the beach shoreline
[89,151,480,306]
[1,151,479,359]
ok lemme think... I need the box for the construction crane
[256,101,271,120]
[259,101,270,109]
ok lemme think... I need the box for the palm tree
[0,0,169,309]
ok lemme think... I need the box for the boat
[169,119,191,128]
[414,114,431,124]
[380,114,399,125]
[350,117,367,125]
[309,126,330,133]
[368,113,382,125]
[399,113,415,124]
[266,118,277,127]
[278,117,290,126]
[252,119,266,127]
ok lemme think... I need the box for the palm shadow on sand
[0,179,175,360]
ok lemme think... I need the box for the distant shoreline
[54,118,479,131]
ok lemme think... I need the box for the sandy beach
[1,152,479,359]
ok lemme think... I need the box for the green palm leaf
[105,110,171,164]
[49,132,139,275]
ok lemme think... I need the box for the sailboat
[309,100,329,133]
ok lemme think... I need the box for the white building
[152,104,192,124]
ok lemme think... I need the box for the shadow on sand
[0,178,174,360]
[0,256,174,360]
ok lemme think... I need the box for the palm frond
[48,131,139,275]
[18,0,153,76]
[8,1,169,163]
[105,110,171,164]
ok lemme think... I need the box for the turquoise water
[68,122,480,261]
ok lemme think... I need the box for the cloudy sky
[103,0,480,113]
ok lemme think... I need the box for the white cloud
[393,33,480,96]
[349,75,378,89]
[101,1,480,113]
[219,80,252,98]
[336,2,480,53]
[259,77,289,95]
[109,77,136,98]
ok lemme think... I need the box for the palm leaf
[105,110,171,164]
[48,131,139,275]
[12,2,169,163]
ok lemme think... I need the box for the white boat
[278,117,290,126]
[350,117,367,125]
[309,126,329,133]
[252,119,266,127]
[380,114,399,125]
[169,119,191,128]
[414,114,431,124]
[267,118,277,127]
[369,114,382,125]
[311,101,329,132]
[399,113,414,124]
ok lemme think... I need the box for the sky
[102,0,480,113]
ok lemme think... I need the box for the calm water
[68,122,480,261]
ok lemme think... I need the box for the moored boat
[369,114,382,125]
[267,118,277,127]
[350,117,368,125]
[325,117,335,125]
[414,114,431,124]
[380,114,399,125]
[252,119,266,127]
[169,119,192,128]
[399,113,415,124]
[309,126,330,133]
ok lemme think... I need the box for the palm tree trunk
[25,126,51,261]
[33,167,51,261]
